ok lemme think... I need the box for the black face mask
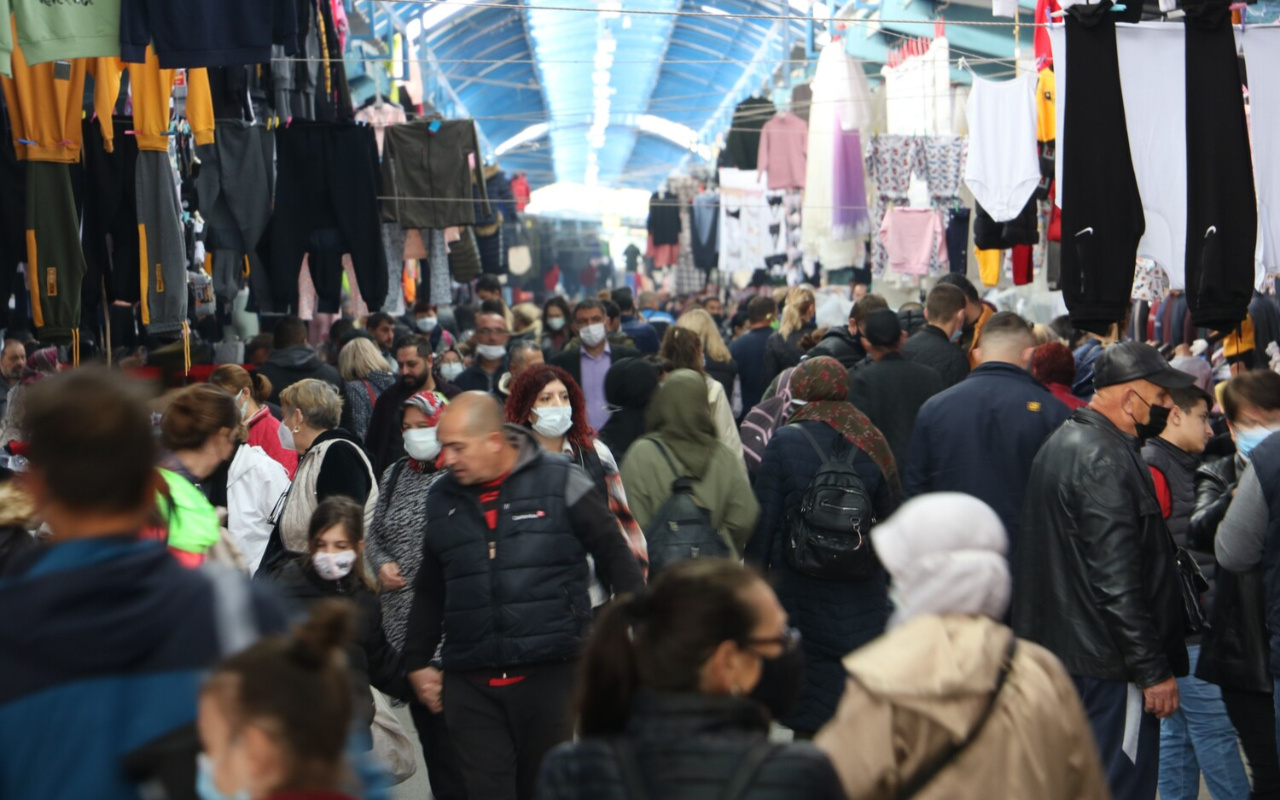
[711,313,725,327]
[1131,391,1171,440]
[748,639,805,721]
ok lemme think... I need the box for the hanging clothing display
[1246,27,1280,279]
[866,135,923,274]
[81,116,140,304]
[879,208,948,276]
[757,111,808,190]
[137,150,188,335]
[946,208,971,275]
[719,168,773,278]
[691,191,720,274]
[801,41,872,269]
[354,101,406,155]
[880,37,953,136]
[24,161,85,345]
[0,0,122,75]
[381,119,489,230]
[720,96,775,171]
[964,73,1040,223]
[973,198,1039,251]
[119,0,298,68]
[195,121,274,309]
[648,190,681,246]
[1036,68,1056,144]
[1053,5,1146,335]
[791,82,812,123]
[1183,0,1256,329]
[270,122,386,314]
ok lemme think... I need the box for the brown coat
[815,615,1110,800]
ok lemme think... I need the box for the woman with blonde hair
[677,308,739,413]
[764,286,817,385]
[258,379,379,578]
[659,326,744,465]
[210,364,297,478]
[338,337,397,442]
[512,301,543,344]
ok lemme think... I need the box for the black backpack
[784,425,878,580]
[642,440,731,576]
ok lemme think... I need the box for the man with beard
[365,334,460,475]
[0,338,25,422]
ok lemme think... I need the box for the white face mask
[277,416,299,451]
[312,550,358,581]
[531,405,573,438]
[477,343,507,361]
[440,362,465,382]
[579,323,607,348]
[416,316,438,333]
[236,389,250,421]
[547,317,566,332]
[404,427,441,462]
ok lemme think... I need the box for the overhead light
[700,4,730,13]
[495,123,550,157]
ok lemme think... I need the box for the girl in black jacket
[268,496,413,727]
[534,560,844,800]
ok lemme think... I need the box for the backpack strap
[794,423,828,461]
[610,740,652,800]
[650,439,687,480]
[719,740,779,800]
[895,636,1018,800]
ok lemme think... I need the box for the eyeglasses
[743,626,801,652]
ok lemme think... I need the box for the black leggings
[1222,689,1280,800]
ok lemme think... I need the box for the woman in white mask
[437,348,467,386]
[264,496,414,745]
[362,389,465,799]
[505,364,649,598]
[411,299,456,355]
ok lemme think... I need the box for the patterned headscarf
[403,390,448,423]
[787,356,900,490]
[20,347,59,386]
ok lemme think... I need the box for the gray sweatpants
[136,150,187,335]
[196,121,273,309]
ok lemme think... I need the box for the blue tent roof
[358,0,1024,190]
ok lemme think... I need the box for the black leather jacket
[1191,455,1272,693]
[534,692,844,800]
[1013,408,1188,687]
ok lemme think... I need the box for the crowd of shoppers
[9,277,1280,800]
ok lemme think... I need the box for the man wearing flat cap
[1014,341,1194,800]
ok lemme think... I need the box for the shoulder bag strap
[610,740,652,800]
[650,439,687,481]
[362,379,377,406]
[896,636,1018,800]
[719,740,779,800]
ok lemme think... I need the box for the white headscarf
[871,493,1011,629]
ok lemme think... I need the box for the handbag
[1174,545,1210,636]
[508,244,532,276]
[370,688,417,784]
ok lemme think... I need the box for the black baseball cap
[1093,341,1196,390]
[861,309,903,349]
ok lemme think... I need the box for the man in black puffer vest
[1142,385,1250,799]
[404,392,645,800]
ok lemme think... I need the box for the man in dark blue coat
[904,312,1071,556]
[730,295,778,414]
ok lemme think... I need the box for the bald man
[403,392,644,800]
[1014,342,1194,800]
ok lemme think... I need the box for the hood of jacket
[268,344,325,370]
[643,369,718,476]
[227,443,278,485]
[842,615,1015,740]
[605,357,659,409]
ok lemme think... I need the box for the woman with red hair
[506,364,648,589]
[1032,342,1088,411]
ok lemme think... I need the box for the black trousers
[1184,0,1257,330]
[442,661,576,800]
[1061,1,1146,336]
[408,700,468,800]
[269,122,386,314]
[1222,689,1280,800]
[1073,675,1159,800]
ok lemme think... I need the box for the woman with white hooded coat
[815,494,1111,800]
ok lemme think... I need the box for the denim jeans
[1159,645,1250,800]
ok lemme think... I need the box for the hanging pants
[25,162,85,345]
[195,121,274,311]
[381,223,408,316]
[82,116,141,305]
[137,151,188,336]
[0,133,25,332]
[1060,2,1146,335]
[270,123,386,314]
[1184,0,1256,329]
